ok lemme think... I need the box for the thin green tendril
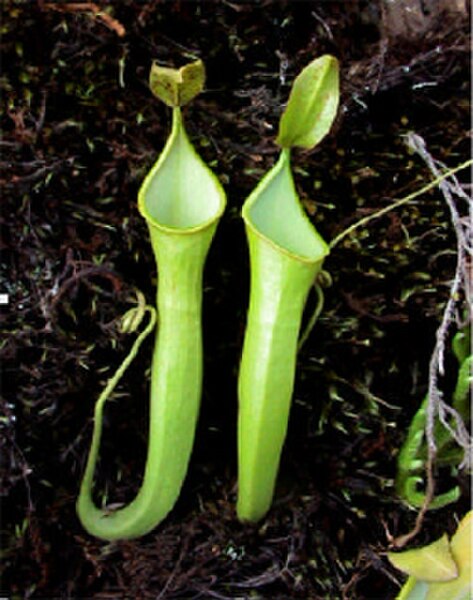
[89,293,157,478]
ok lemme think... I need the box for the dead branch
[42,2,125,37]
[393,132,472,547]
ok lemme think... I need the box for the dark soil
[1,1,471,599]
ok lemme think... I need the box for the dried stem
[42,2,126,37]
[393,133,472,547]
[406,132,472,468]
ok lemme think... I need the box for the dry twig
[42,2,126,37]
[393,132,472,547]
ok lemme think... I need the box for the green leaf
[396,578,429,600]
[427,512,472,600]
[391,512,472,600]
[276,55,339,150]
[149,59,205,107]
[451,325,471,365]
[388,534,458,582]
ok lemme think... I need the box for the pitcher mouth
[242,149,329,264]
[138,108,226,235]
